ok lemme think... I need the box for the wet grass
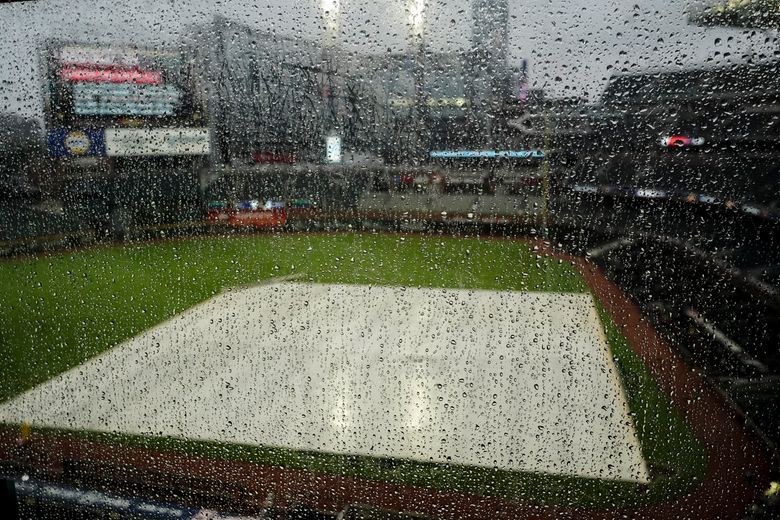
[0,233,584,402]
[0,233,704,507]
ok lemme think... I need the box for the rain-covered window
[0,1,778,519]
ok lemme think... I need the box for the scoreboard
[43,43,209,159]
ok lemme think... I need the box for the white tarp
[0,283,649,483]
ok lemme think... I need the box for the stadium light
[407,0,428,43]
[320,0,342,161]
[321,0,341,46]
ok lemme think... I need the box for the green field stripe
[595,304,706,504]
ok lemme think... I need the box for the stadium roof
[602,60,780,105]
[689,0,780,30]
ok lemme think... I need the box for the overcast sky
[1,0,778,121]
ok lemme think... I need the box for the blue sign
[429,150,545,159]
[48,128,106,158]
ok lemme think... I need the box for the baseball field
[0,233,706,508]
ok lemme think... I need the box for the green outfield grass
[0,233,705,508]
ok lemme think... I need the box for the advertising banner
[59,46,141,68]
[48,43,197,127]
[74,103,176,117]
[72,83,180,116]
[429,150,545,159]
[47,128,106,158]
[105,128,209,156]
[73,83,180,101]
[229,209,286,228]
[60,67,162,85]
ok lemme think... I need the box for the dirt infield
[0,235,774,519]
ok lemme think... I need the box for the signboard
[429,150,545,159]
[105,128,209,156]
[425,97,467,107]
[325,134,341,163]
[47,129,106,158]
[72,84,180,116]
[47,43,198,128]
[59,46,141,68]
[59,46,179,66]
[73,83,180,101]
[229,208,286,228]
[74,103,176,116]
[60,67,161,85]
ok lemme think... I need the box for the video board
[45,44,201,128]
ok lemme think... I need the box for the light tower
[321,0,342,163]
[469,0,509,148]
[406,0,429,163]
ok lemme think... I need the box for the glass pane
[0,1,778,518]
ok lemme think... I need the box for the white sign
[105,128,210,156]
[325,134,341,164]
[59,46,141,67]
[59,46,179,66]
